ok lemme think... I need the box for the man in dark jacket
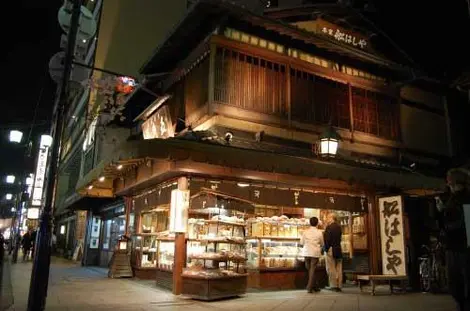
[437,168,470,311]
[324,213,343,292]
[21,230,33,261]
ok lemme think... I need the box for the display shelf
[188,254,247,262]
[246,237,304,271]
[205,220,246,227]
[247,236,300,241]
[183,218,247,300]
[186,238,245,245]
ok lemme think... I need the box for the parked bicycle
[418,241,446,293]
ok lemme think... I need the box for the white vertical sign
[169,189,190,233]
[31,144,49,206]
[379,195,406,276]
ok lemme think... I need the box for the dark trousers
[23,248,31,261]
[446,250,470,311]
[305,257,319,291]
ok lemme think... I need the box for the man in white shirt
[300,217,324,293]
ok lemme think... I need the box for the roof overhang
[140,0,410,77]
[77,138,445,198]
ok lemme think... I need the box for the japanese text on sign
[32,146,49,206]
[321,27,368,49]
[379,196,406,276]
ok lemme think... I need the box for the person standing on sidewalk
[324,213,343,292]
[0,231,4,263]
[437,168,470,311]
[30,229,37,259]
[21,230,32,261]
[300,217,324,293]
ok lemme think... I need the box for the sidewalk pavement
[2,256,458,311]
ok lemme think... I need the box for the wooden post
[173,177,189,295]
[124,197,131,236]
[367,193,380,275]
[286,63,291,128]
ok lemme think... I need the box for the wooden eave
[76,138,445,198]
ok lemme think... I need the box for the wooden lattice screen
[214,47,287,116]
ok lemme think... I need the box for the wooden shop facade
[77,0,448,300]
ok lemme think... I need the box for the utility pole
[27,0,83,310]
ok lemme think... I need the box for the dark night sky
[0,0,468,203]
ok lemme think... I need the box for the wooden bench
[357,275,407,296]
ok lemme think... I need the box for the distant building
[54,0,189,263]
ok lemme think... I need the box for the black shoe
[313,288,321,292]
[307,289,313,293]
[335,288,342,292]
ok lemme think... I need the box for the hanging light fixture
[9,130,23,143]
[318,126,341,157]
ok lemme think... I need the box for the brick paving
[1,255,458,311]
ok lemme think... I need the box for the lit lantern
[40,134,53,148]
[318,126,341,157]
[5,193,13,200]
[116,76,136,94]
[27,207,40,220]
[9,130,23,143]
[25,174,34,186]
[6,175,15,184]
[118,236,129,251]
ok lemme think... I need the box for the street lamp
[40,134,53,148]
[26,175,34,186]
[6,175,16,184]
[5,193,13,200]
[318,126,341,157]
[9,130,23,143]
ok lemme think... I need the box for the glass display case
[157,238,175,271]
[140,208,169,233]
[132,234,158,268]
[246,237,321,270]
[131,234,175,269]
[182,217,248,300]
[351,213,368,251]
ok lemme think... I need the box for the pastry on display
[247,215,310,238]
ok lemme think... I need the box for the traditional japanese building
[73,0,453,296]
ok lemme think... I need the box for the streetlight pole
[27,0,83,310]
[11,187,24,264]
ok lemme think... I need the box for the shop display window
[140,208,169,233]
[184,216,247,279]
[157,239,175,271]
[246,237,325,270]
[102,220,112,250]
[132,234,158,268]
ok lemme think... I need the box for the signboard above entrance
[293,19,371,51]
[317,19,369,50]
[142,105,174,140]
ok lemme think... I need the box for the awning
[77,138,445,197]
